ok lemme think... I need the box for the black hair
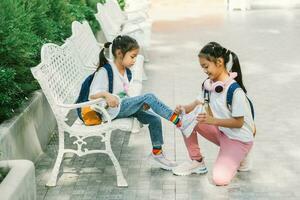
[97,35,139,71]
[198,42,247,94]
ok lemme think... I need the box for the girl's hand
[196,113,215,125]
[105,94,119,108]
[175,105,185,115]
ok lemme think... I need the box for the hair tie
[104,42,112,49]
[116,35,122,41]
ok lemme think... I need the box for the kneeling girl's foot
[172,159,208,176]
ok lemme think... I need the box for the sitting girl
[88,35,190,170]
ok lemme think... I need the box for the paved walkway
[36,1,300,199]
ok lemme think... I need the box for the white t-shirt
[196,80,255,143]
[89,62,130,120]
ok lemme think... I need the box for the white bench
[95,2,151,61]
[124,0,151,14]
[108,0,150,25]
[67,21,104,72]
[31,40,143,187]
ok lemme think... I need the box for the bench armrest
[58,99,115,123]
[91,104,112,123]
[57,98,106,109]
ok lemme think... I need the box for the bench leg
[46,150,64,187]
[105,131,128,187]
[46,128,65,187]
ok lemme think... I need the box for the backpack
[226,82,255,120]
[203,82,256,135]
[76,63,132,125]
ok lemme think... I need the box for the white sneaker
[150,153,177,170]
[172,159,208,176]
[238,151,252,172]
[178,106,202,137]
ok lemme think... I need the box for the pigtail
[97,42,112,71]
[230,51,247,94]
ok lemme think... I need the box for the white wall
[0,91,56,163]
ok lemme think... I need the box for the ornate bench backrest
[95,3,120,42]
[31,43,86,116]
[69,21,102,69]
[105,0,127,27]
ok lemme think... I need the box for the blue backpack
[76,63,132,124]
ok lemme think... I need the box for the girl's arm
[90,91,119,108]
[184,99,203,113]
[197,113,244,128]
[175,99,203,114]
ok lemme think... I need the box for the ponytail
[230,51,247,94]
[97,42,112,71]
[198,41,247,94]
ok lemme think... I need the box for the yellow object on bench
[81,107,102,126]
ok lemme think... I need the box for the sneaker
[172,159,208,176]
[150,153,177,170]
[238,151,252,172]
[178,106,202,137]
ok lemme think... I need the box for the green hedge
[0,0,124,123]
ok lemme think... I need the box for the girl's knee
[212,177,231,186]
[212,168,233,186]
[194,123,207,133]
[212,174,231,186]
[144,93,156,100]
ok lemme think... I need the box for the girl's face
[121,48,139,68]
[199,56,224,81]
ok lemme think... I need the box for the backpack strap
[202,79,210,104]
[103,63,114,93]
[76,72,96,121]
[227,82,255,120]
[126,68,132,82]
[203,89,210,104]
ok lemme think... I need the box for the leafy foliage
[0,0,124,123]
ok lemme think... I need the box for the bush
[0,0,125,123]
[0,167,10,183]
[0,0,41,108]
[0,152,10,183]
[86,0,106,10]
[116,0,126,10]
[68,0,100,33]
[0,67,24,122]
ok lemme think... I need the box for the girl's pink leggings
[183,123,253,186]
